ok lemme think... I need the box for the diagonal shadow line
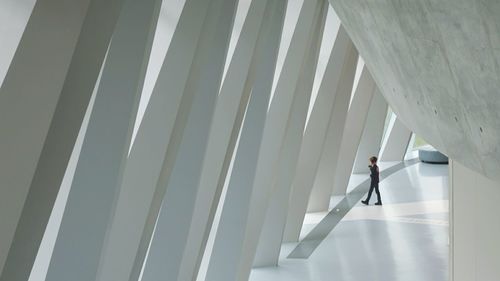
[287,158,420,259]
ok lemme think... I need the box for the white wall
[450,160,500,281]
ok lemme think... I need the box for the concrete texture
[329,0,500,181]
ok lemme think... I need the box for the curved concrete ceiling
[329,0,500,181]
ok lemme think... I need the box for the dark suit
[365,164,382,203]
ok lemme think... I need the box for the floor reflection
[250,162,449,281]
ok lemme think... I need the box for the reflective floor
[250,162,449,281]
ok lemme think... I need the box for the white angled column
[170,1,287,280]
[331,66,377,196]
[40,0,162,281]
[256,25,356,260]
[0,0,127,279]
[352,89,388,173]
[0,0,36,84]
[303,63,364,212]
[379,115,413,161]
[283,34,358,243]
[242,0,326,266]
[95,1,234,281]
[252,5,326,266]
[206,1,327,280]
[0,0,93,276]
[138,0,238,280]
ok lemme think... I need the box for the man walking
[362,156,382,205]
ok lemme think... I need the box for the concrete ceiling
[329,0,500,181]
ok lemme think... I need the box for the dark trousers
[365,181,381,203]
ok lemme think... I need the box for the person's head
[369,156,378,165]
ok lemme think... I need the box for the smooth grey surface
[254,221,448,281]
[316,220,448,281]
[405,212,449,221]
[43,0,161,280]
[288,158,419,258]
[39,1,128,280]
[329,0,500,181]
[382,162,449,204]
[0,0,92,275]
[419,148,449,164]
[2,0,126,280]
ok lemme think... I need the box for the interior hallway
[250,161,449,281]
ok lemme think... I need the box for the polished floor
[250,161,449,281]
